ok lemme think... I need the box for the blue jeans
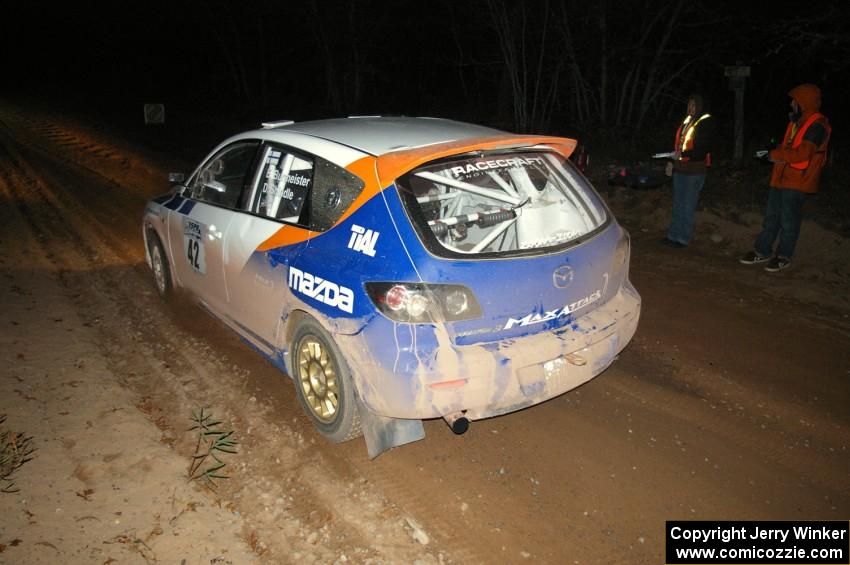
[667,173,705,245]
[754,188,806,259]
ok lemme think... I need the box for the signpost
[724,64,750,161]
[144,104,165,125]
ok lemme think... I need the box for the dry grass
[187,408,238,489]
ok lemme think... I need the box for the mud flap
[356,396,425,459]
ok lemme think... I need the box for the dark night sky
[3,1,848,153]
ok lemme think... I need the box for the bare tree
[310,0,343,114]
[759,6,850,76]
[197,0,252,107]
[557,3,596,128]
[553,0,713,133]
[488,0,562,131]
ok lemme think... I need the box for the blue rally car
[143,117,641,457]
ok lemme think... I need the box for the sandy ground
[0,101,848,564]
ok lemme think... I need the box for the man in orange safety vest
[740,83,830,272]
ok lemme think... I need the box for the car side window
[248,145,364,231]
[190,141,259,209]
[251,146,314,225]
[309,156,365,232]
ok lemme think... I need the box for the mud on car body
[142,117,641,457]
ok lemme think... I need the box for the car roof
[265,116,506,156]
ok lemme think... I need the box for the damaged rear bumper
[338,281,641,422]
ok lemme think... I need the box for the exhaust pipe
[443,411,469,435]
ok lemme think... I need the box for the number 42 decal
[182,218,207,274]
[187,239,201,269]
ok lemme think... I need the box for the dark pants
[754,188,807,259]
[667,172,705,245]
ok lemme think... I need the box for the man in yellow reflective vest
[740,83,830,272]
[663,93,715,248]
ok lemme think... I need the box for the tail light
[365,282,483,323]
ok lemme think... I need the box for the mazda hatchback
[143,117,640,457]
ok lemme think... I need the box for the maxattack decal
[504,289,602,329]
[347,224,379,257]
[183,217,206,274]
[288,266,354,313]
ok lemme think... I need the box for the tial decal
[288,266,354,313]
[347,224,379,257]
[504,289,602,329]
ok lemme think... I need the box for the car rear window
[398,150,607,257]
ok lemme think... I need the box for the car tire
[149,234,172,299]
[291,318,362,443]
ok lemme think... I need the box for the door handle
[208,224,224,241]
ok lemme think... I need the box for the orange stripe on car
[255,224,311,252]
[337,155,382,225]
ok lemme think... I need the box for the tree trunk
[635,0,685,131]
[309,0,342,114]
[598,2,608,126]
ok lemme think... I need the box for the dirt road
[1,102,848,564]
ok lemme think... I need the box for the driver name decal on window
[255,149,313,221]
[286,173,310,188]
[259,150,289,201]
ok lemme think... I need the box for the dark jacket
[673,94,716,176]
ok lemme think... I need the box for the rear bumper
[337,281,641,420]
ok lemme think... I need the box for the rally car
[142,117,641,457]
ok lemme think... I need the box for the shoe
[739,251,771,265]
[662,237,687,248]
[764,256,791,272]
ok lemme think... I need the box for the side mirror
[168,172,186,184]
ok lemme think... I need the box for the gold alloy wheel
[152,244,166,295]
[297,337,339,423]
